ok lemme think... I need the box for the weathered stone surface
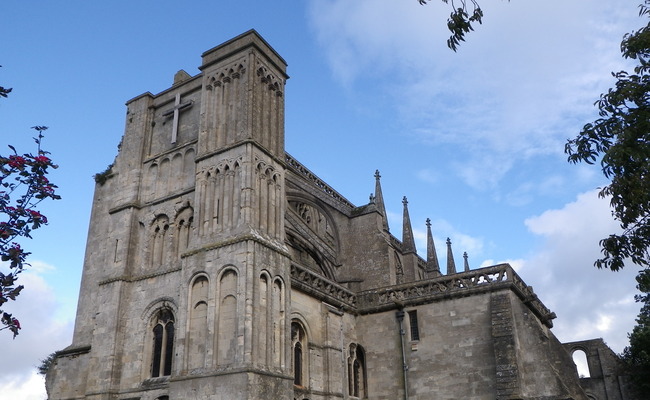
[46,30,630,400]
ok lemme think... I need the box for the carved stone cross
[162,93,193,144]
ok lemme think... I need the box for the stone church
[46,31,632,400]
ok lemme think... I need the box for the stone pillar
[491,292,522,399]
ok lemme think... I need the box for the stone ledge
[55,345,91,358]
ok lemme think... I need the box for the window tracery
[151,309,175,377]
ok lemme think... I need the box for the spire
[425,218,441,277]
[446,238,457,275]
[463,251,470,272]
[402,197,416,253]
[374,170,389,232]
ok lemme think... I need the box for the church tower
[46,30,292,399]
[179,30,292,397]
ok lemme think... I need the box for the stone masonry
[46,30,632,400]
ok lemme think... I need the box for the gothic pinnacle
[426,218,441,277]
[446,237,457,275]
[463,251,470,272]
[374,170,389,232]
[402,197,416,253]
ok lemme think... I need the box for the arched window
[291,321,307,387]
[150,215,170,268]
[294,342,303,385]
[174,207,193,256]
[348,343,367,398]
[572,348,591,378]
[151,309,175,377]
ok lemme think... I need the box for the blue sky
[0,0,644,397]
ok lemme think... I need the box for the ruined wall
[564,339,633,400]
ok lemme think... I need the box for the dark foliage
[418,0,486,51]
[622,270,650,395]
[565,1,650,272]
[37,352,57,376]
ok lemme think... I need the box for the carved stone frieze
[197,156,244,180]
[290,263,356,311]
[206,58,247,90]
[254,156,282,183]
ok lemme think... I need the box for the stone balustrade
[290,263,357,310]
[290,262,556,328]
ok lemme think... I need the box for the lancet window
[348,343,367,398]
[408,310,420,341]
[174,207,193,256]
[150,215,170,268]
[151,309,175,377]
[272,279,285,367]
[291,320,307,387]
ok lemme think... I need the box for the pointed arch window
[348,343,367,398]
[152,309,175,377]
[291,320,307,387]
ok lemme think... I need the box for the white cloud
[479,258,526,273]
[521,190,639,353]
[307,0,640,191]
[412,217,485,273]
[416,168,440,184]
[308,0,445,85]
[525,191,619,239]
[25,260,56,274]
[0,265,74,399]
[0,371,47,400]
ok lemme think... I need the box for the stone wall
[563,339,634,400]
